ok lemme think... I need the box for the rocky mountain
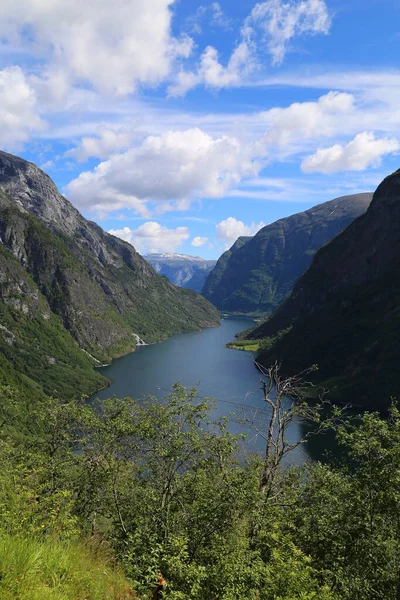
[145,253,216,293]
[245,171,400,409]
[202,194,373,315]
[0,151,219,398]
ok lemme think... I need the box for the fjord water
[93,318,307,462]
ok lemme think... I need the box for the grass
[0,534,135,600]
[227,340,261,352]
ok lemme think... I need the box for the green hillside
[245,171,400,409]
[203,194,372,315]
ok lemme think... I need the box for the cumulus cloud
[263,91,354,147]
[302,132,400,174]
[66,128,258,216]
[246,0,331,66]
[0,66,45,148]
[65,127,134,162]
[191,236,209,247]
[108,222,190,254]
[0,0,192,96]
[216,217,266,246]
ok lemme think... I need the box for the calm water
[92,318,310,463]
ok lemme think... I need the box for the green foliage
[0,534,134,600]
[4,379,400,598]
[226,340,261,352]
[251,272,400,408]
[0,196,219,400]
[0,299,107,399]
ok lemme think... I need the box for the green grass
[0,534,135,600]
[226,340,261,352]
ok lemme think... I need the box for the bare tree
[241,361,348,497]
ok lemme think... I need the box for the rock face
[247,171,400,409]
[145,253,216,293]
[202,194,372,314]
[0,151,219,398]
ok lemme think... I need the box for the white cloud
[191,236,209,247]
[0,66,45,148]
[262,91,354,147]
[185,3,232,35]
[108,222,190,254]
[209,2,232,30]
[246,0,331,66]
[65,127,134,162]
[0,0,192,96]
[216,217,266,246]
[66,127,258,216]
[169,42,254,96]
[302,132,400,174]
[170,0,331,96]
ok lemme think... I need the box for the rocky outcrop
[202,194,372,314]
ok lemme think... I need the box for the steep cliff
[202,237,251,304]
[0,151,219,397]
[202,194,372,314]
[247,172,400,408]
[145,253,216,293]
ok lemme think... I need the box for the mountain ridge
[0,151,219,398]
[246,171,400,408]
[145,252,216,293]
[202,193,373,315]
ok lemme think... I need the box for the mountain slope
[0,217,108,399]
[201,236,251,303]
[0,151,219,397]
[145,253,216,293]
[246,171,400,409]
[202,194,372,314]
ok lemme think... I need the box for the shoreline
[88,319,222,398]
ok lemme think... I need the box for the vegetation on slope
[0,150,219,399]
[245,171,400,409]
[0,535,134,600]
[203,194,372,315]
[0,171,219,398]
[3,377,400,599]
[0,197,219,355]
[0,240,107,399]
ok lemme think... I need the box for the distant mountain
[246,171,400,409]
[202,194,372,315]
[145,253,217,293]
[0,151,219,398]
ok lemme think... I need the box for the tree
[240,361,348,496]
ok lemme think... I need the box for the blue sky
[0,0,399,258]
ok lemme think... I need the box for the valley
[1,1,400,596]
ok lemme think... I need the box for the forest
[1,369,399,599]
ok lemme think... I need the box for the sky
[0,0,399,258]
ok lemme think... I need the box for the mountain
[202,194,373,315]
[201,237,251,305]
[0,151,219,398]
[145,253,217,293]
[245,171,400,409]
